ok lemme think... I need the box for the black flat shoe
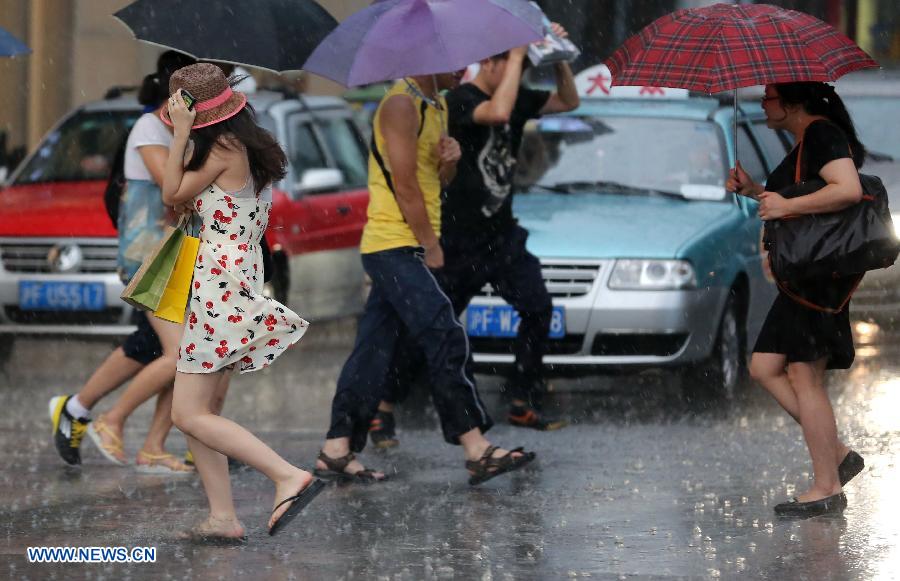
[838,450,865,486]
[774,492,847,518]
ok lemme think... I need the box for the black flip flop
[268,479,326,536]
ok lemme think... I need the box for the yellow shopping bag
[153,233,200,324]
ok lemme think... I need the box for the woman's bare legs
[750,353,850,464]
[141,385,176,454]
[788,358,842,501]
[144,317,237,459]
[172,370,313,532]
[94,317,183,460]
[174,368,243,538]
[211,371,230,415]
[75,347,144,409]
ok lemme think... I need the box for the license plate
[19,281,106,311]
[466,305,565,338]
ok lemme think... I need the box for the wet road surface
[2,318,900,579]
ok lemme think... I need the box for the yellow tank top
[359,79,446,254]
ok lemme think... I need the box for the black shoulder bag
[766,138,899,305]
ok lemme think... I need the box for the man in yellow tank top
[315,72,536,486]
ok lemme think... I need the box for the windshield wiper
[532,180,686,200]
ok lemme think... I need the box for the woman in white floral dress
[179,180,301,373]
[161,63,323,539]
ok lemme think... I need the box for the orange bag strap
[774,277,861,314]
[793,138,804,184]
[771,248,863,314]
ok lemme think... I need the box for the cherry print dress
[177,178,308,374]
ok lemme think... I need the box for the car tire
[682,291,745,403]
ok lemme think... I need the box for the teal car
[466,95,788,395]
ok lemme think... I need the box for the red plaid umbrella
[606,3,879,94]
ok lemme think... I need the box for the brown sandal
[314,451,388,483]
[466,446,536,485]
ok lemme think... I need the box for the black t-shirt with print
[442,83,550,249]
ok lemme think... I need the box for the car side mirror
[293,168,343,196]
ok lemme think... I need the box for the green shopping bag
[152,231,199,323]
[120,224,186,312]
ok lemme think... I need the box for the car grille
[470,334,585,355]
[477,260,605,299]
[590,333,688,357]
[0,238,118,273]
[4,306,125,325]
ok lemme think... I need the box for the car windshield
[516,116,728,201]
[843,96,900,159]
[14,110,140,184]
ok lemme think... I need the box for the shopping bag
[153,231,200,324]
[120,225,185,312]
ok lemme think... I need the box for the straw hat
[160,62,247,129]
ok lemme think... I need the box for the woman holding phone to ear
[162,63,322,538]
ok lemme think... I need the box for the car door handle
[337,205,351,215]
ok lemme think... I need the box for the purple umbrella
[303,0,544,87]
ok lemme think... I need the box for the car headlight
[608,259,696,290]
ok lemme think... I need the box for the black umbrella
[114,0,337,72]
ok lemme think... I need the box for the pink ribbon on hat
[195,87,234,112]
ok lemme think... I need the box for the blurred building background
[0,0,898,168]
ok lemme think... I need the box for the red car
[0,89,370,354]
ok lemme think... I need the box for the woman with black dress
[728,81,867,517]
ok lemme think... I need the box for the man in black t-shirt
[369,32,580,443]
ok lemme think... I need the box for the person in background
[49,51,203,473]
[315,69,536,487]
[370,26,580,449]
[729,81,867,517]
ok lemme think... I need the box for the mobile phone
[180,89,197,111]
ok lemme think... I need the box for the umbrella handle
[733,89,738,164]
[431,74,447,134]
